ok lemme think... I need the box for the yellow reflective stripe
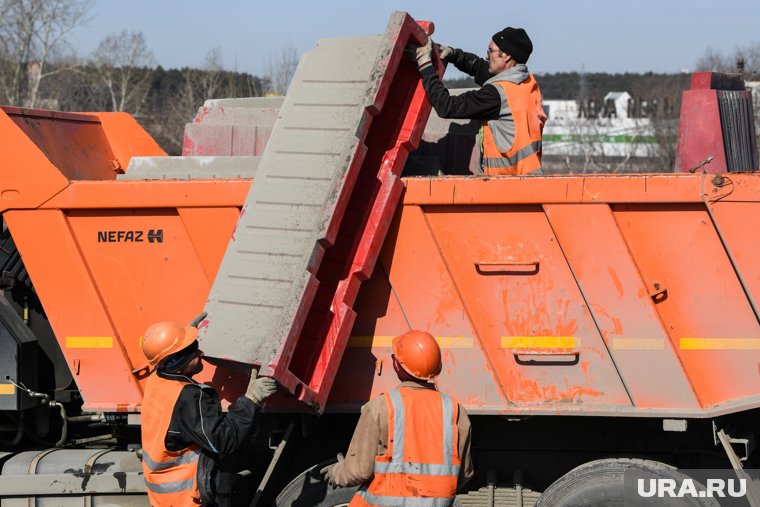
[501,336,580,349]
[348,336,473,349]
[0,384,15,395]
[66,336,113,348]
[612,338,665,350]
[680,338,760,350]
[435,337,473,349]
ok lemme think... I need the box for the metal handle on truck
[475,261,540,275]
[513,351,580,366]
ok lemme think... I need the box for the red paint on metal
[674,72,748,174]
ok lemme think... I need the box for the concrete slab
[198,34,383,364]
[198,12,440,411]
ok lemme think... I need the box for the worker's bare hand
[245,370,277,404]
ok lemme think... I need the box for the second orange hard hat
[392,330,442,380]
[142,321,198,368]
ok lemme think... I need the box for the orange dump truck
[1,12,760,507]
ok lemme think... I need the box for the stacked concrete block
[182,97,283,157]
[183,91,481,175]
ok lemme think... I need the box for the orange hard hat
[142,321,198,368]
[392,330,442,380]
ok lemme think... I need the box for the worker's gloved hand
[405,38,433,69]
[434,42,453,61]
[320,453,344,487]
[244,369,277,405]
[188,311,207,328]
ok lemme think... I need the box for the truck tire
[536,458,720,507]
[274,461,359,507]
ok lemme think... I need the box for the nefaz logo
[97,229,164,244]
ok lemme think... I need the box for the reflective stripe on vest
[351,387,459,507]
[483,140,542,169]
[145,478,196,494]
[373,462,460,476]
[355,488,455,507]
[143,448,200,472]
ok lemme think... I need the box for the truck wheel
[275,461,359,507]
[536,458,720,507]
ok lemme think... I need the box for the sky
[70,0,758,77]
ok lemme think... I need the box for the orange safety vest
[349,387,461,507]
[141,373,202,506]
[482,74,546,175]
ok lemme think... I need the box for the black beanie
[492,27,533,63]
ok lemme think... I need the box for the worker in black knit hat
[407,26,546,175]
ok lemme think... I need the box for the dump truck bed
[4,126,760,416]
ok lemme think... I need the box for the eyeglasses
[486,47,501,56]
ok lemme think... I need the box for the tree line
[0,0,278,154]
[0,0,756,159]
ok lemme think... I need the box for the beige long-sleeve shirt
[331,381,474,490]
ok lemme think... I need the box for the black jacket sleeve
[165,384,258,459]
[446,48,492,86]
[420,65,501,120]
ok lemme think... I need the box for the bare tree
[696,43,760,78]
[0,0,91,107]
[265,45,299,95]
[91,30,155,115]
[157,48,241,153]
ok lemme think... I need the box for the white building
[542,92,657,160]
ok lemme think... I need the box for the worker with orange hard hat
[140,313,277,507]
[321,330,473,506]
